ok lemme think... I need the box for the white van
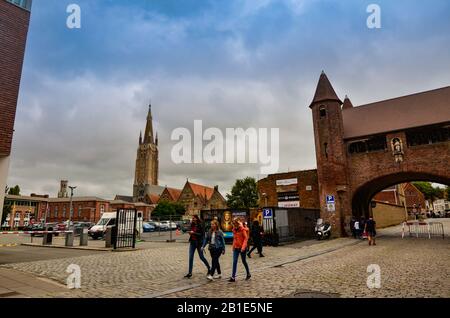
[88,212,116,240]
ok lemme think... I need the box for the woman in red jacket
[229,218,251,282]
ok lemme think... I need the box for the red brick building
[0,0,32,222]
[309,72,450,236]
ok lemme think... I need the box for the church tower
[133,104,159,202]
[310,72,351,237]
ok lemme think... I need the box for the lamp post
[68,186,77,229]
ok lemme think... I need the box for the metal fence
[401,221,445,239]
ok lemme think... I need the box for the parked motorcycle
[315,218,331,240]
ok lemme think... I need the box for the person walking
[247,220,264,258]
[354,219,360,239]
[350,217,356,238]
[365,216,377,246]
[202,220,225,280]
[359,216,366,239]
[184,215,210,278]
[229,218,251,282]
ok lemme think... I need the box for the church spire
[139,131,142,144]
[144,103,154,144]
[309,71,342,108]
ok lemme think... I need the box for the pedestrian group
[184,216,265,282]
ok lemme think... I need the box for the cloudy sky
[8,0,450,198]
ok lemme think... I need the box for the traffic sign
[326,195,335,204]
[263,208,273,219]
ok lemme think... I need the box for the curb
[21,243,113,252]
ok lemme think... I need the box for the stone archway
[351,172,450,219]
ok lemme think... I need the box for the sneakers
[213,274,222,279]
[247,253,252,258]
[259,254,265,257]
[245,275,252,281]
[207,274,213,281]
[184,273,192,279]
[228,277,236,283]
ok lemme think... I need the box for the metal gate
[113,209,137,249]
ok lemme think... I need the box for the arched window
[319,106,327,118]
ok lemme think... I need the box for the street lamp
[68,186,77,229]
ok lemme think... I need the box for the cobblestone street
[1,220,449,298]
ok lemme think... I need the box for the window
[24,221,29,227]
[348,135,387,154]
[14,221,19,228]
[25,212,30,219]
[63,206,66,218]
[100,205,105,213]
[319,106,327,118]
[78,206,82,218]
[54,206,58,218]
[6,0,32,11]
[406,126,450,147]
[324,143,328,159]
[15,212,20,219]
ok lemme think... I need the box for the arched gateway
[310,72,450,237]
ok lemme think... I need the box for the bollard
[65,232,74,247]
[79,228,88,246]
[42,233,53,245]
[105,226,113,248]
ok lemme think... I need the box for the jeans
[248,239,262,256]
[188,241,210,275]
[231,248,250,279]
[209,247,222,276]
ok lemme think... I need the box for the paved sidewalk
[0,268,67,298]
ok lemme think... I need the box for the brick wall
[257,170,320,209]
[0,0,31,156]
[372,201,407,228]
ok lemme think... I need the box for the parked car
[143,222,156,232]
[147,221,161,230]
[181,220,191,233]
[160,220,177,230]
[73,222,94,235]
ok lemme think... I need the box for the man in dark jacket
[184,215,210,278]
[247,220,264,258]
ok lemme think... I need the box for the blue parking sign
[263,208,273,219]
[326,195,335,204]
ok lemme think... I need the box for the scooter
[315,219,331,240]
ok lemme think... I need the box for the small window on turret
[319,106,327,118]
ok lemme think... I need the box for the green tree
[8,185,20,196]
[226,177,258,209]
[412,182,444,201]
[152,201,186,218]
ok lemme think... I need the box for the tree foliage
[412,182,444,201]
[152,201,186,218]
[226,177,259,209]
[7,185,20,196]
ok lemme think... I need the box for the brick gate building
[310,72,450,237]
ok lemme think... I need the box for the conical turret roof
[309,71,342,108]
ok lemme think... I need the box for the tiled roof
[187,182,215,200]
[343,86,450,139]
[166,188,182,201]
[309,72,342,107]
